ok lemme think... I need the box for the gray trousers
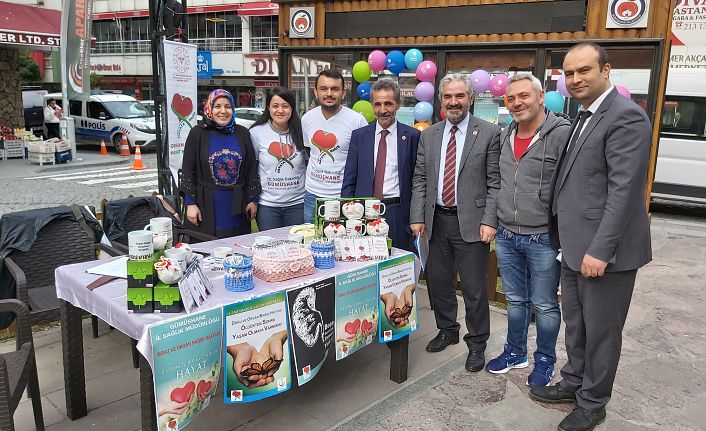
[426,211,490,351]
[559,260,637,411]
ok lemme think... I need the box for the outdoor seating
[0,299,44,431]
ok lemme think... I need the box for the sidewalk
[4,215,706,430]
[0,149,130,179]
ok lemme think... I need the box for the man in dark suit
[530,43,652,431]
[342,79,420,250]
[410,73,501,372]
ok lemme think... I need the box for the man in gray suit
[410,73,500,372]
[530,43,652,431]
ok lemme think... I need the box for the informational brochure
[378,253,418,343]
[335,266,378,360]
[287,277,335,385]
[150,308,223,431]
[223,293,291,403]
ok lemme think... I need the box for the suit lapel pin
[402,135,407,141]
[473,130,478,136]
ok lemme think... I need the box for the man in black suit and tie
[341,79,420,250]
[530,43,652,431]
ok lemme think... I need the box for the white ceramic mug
[212,246,233,271]
[317,200,341,221]
[346,219,367,236]
[288,233,304,244]
[144,217,173,248]
[164,247,188,272]
[365,199,386,218]
[254,235,272,246]
[128,230,154,261]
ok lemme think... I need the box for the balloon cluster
[351,48,438,127]
[468,70,509,97]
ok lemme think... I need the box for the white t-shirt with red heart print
[302,106,368,197]
[250,123,307,207]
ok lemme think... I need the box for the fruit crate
[28,152,55,165]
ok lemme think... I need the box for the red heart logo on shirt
[312,130,337,151]
[268,142,296,160]
[170,381,195,403]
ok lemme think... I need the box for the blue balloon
[386,50,405,75]
[404,49,424,71]
[356,82,372,101]
[544,91,565,113]
[414,101,433,122]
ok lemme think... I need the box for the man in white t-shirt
[301,69,368,223]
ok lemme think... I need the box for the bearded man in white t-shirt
[301,69,369,223]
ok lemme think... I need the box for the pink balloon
[416,60,437,83]
[489,74,508,97]
[616,85,632,100]
[557,75,570,97]
[368,50,387,74]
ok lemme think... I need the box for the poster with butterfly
[335,266,378,360]
[223,293,291,403]
[286,277,335,385]
[378,253,418,343]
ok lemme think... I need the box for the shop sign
[210,52,244,77]
[0,31,60,47]
[669,46,706,69]
[90,63,122,73]
[672,0,706,47]
[605,0,650,29]
[254,80,279,88]
[290,57,331,77]
[197,51,224,79]
[244,54,279,77]
[290,7,314,39]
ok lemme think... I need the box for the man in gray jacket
[485,73,570,387]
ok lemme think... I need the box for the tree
[90,73,102,89]
[19,54,40,84]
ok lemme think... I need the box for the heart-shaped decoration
[312,130,337,150]
[355,225,362,231]
[170,381,195,403]
[197,379,212,398]
[362,319,373,333]
[171,94,193,118]
[344,318,361,335]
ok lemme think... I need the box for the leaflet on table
[178,260,213,313]
[287,277,335,385]
[149,308,223,431]
[223,292,291,403]
[335,266,378,360]
[378,254,418,343]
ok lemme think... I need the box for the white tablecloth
[55,226,412,367]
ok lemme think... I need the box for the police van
[44,92,156,153]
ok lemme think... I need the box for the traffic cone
[132,145,146,170]
[99,138,108,155]
[119,131,130,156]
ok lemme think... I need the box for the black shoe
[529,383,577,404]
[558,406,606,431]
[465,350,485,372]
[426,331,459,352]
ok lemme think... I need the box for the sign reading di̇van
[290,7,315,39]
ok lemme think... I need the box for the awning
[237,2,279,17]
[0,1,61,47]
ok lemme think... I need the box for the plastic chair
[0,299,44,431]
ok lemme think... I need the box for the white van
[44,93,156,152]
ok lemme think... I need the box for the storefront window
[447,50,535,127]
[289,54,355,117]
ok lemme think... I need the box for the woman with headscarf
[249,87,307,231]
[181,89,261,238]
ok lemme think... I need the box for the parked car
[195,107,263,129]
[141,100,156,116]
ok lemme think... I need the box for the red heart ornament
[197,379,212,398]
[312,130,337,150]
[170,381,195,403]
[171,94,193,119]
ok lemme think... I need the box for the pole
[150,0,169,196]
[59,0,77,161]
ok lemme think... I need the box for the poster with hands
[335,267,378,360]
[223,293,291,403]
[378,254,418,343]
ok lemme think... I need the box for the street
[0,149,160,217]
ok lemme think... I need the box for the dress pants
[426,210,490,351]
[384,202,413,252]
[559,260,637,411]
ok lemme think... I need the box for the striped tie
[442,125,458,206]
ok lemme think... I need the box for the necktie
[442,125,459,206]
[552,110,592,215]
[373,129,389,199]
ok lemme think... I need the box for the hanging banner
[164,40,198,185]
[287,277,335,385]
[61,0,94,100]
[223,293,291,403]
[378,254,418,343]
[335,267,378,360]
[150,308,223,431]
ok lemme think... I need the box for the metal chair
[0,299,44,431]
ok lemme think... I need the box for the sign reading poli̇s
[605,0,650,29]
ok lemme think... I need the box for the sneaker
[527,355,555,386]
[485,345,529,374]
